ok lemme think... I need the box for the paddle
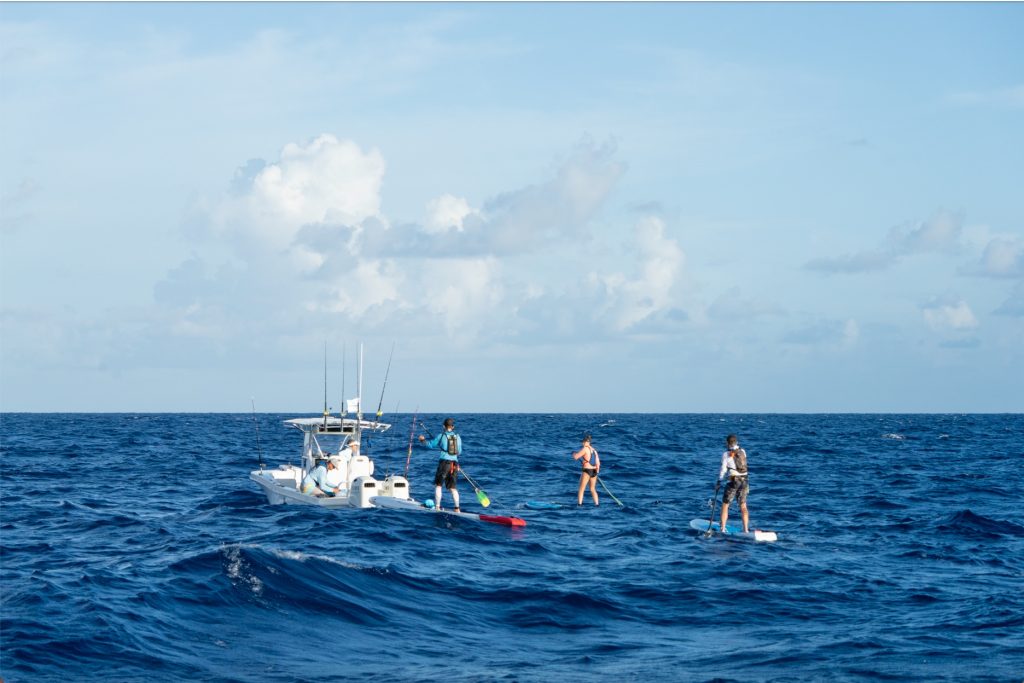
[596,476,624,507]
[459,468,491,508]
[704,480,722,537]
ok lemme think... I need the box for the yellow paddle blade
[476,489,491,507]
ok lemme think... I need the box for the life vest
[443,432,460,456]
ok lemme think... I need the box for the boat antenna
[373,341,396,426]
[341,342,347,418]
[251,398,265,471]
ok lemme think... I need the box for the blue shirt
[423,429,461,461]
[302,465,336,494]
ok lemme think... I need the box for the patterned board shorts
[723,476,749,505]
[434,459,458,489]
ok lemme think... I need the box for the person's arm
[572,447,585,461]
[718,452,730,481]
[421,433,442,450]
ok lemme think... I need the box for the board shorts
[434,459,458,489]
[723,476,749,505]
[582,467,598,479]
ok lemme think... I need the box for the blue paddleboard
[525,501,564,510]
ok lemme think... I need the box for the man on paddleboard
[419,418,462,512]
[718,434,750,533]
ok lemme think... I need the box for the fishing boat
[249,344,410,508]
[249,415,409,508]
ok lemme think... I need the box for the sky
[1,2,1022,413]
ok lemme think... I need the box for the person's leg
[739,479,750,532]
[577,474,587,505]
[450,486,460,512]
[434,485,442,509]
[590,476,599,505]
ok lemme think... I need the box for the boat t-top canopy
[285,417,392,435]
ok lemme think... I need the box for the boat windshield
[309,433,354,457]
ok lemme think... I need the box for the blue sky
[1,3,1022,413]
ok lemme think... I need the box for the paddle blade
[476,489,491,507]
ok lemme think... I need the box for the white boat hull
[250,467,409,509]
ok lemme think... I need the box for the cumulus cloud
[922,296,978,331]
[209,134,386,253]
[590,215,686,331]
[962,236,1024,279]
[805,210,962,274]
[153,133,634,351]
[424,194,477,234]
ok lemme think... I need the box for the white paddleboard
[689,518,778,543]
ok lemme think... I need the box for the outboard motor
[352,476,380,508]
[380,475,410,500]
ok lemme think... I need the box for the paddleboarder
[718,434,750,533]
[573,434,601,506]
[419,418,462,512]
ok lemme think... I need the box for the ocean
[1,413,1022,682]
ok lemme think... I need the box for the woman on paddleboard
[573,434,600,506]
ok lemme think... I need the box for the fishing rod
[322,342,329,429]
[341,342,347,418]
[404,407,419,480]
[372,342,396,427]
[251,398,265,471]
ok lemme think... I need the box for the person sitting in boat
[301,455,344,497]
[572,434,600,506]
[718,434,750,533]
[418,418,461,512]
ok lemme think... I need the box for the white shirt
[719,448,748,480]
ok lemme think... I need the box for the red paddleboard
[478,514,527,527]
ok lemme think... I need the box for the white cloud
[311,259,404,318]
[922,297,978,331]
[968,237,1024,278]
[890,210,962,254]
[424,193,476,234]
[421,257,505,339]
[805,210,962,274]
[593,215,685,331]
[210,134,385,252]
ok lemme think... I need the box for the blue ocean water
[2,413,1022,682]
